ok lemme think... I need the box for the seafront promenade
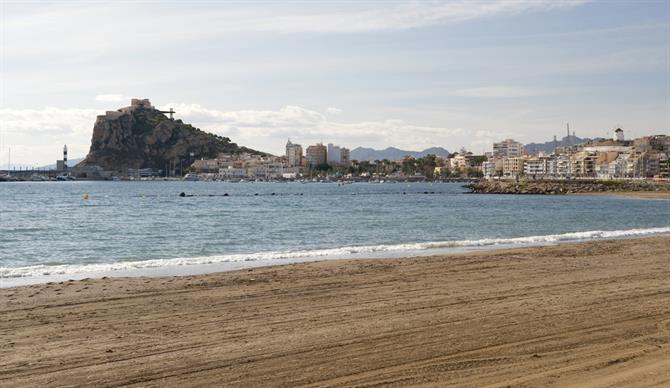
[2,237,669,387]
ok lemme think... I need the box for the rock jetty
[466,179,670,195]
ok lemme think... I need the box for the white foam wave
[2,227,669,279]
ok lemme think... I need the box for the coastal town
[2,127,669,182]
[0,98,668,183]
[1,97,666,183]
[189,127,670,181]
[157,127,670,182]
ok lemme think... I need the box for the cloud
[451,86,544,98]
[158,103,464,154]
[0,107,100,167]
[165,104,327,128]
[95,94,131,102]
[213,1,590,34]
[3,1,590,59]
[0,103,470,164]
[470,129,520,149]
[0,107,98,136]
[326,107,342,114]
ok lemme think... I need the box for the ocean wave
[2,226,669,279]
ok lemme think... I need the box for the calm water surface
[1,181,669,282]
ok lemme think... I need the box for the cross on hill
[157,108,175,120]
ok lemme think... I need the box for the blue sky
[1,0,669,166]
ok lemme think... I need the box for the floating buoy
[83,192,89,200]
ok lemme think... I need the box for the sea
[1,181,669,287]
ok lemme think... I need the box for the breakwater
[466,179,670,195]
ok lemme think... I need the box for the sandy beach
[2,237,670,387]
[575,191,670,200]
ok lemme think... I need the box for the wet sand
[575,191,670,200]
[2,237,670,387]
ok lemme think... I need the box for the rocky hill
[79,99,263,172]
[524,135,591,155]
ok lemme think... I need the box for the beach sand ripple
[1,237,670,387]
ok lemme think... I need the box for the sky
[0,0,669,167]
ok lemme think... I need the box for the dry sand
[2,237,670,387]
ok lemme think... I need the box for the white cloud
[3,1,590,59]
[0,107,100,167]
[159,103,464,154]
[326,107,342,114]
[95,94,131,102]
[0,107,98,136]
[0,103,469,164]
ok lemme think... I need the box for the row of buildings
[286,140,351,168]
[191,152,301,180]
[483,130,670,179]
[188,129,669,181]
[190,139,352,179]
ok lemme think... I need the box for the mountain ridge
[524,135,592,155]
[350,146,450,161]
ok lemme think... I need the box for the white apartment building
[326,144,351,166]
[493,139,525,158]
[596,161,618,179]
[502,157,525,177]
[286,139,303,167]
[524,158,549,176]
[247,163,286,179]
[218,166,246,178]
[327,143,341,164]
[482,161,498,178]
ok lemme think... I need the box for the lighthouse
[63,144,68,170]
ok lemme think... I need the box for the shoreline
[2,236,670,386]
[573,191,670,200]
[3,226,670,288]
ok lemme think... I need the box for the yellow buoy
[83,192,89,200]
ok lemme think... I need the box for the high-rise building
[306,143,327,167]
[493,139,525,158]
[286,139,303,167]
[327,143,341,164]
[340,147,351,166]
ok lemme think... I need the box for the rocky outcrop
[466,179,670,195]
[79,99,263,172]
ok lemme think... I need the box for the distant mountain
[38,157,85,170]
[350,146,450,161]
[524,135,592,155]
